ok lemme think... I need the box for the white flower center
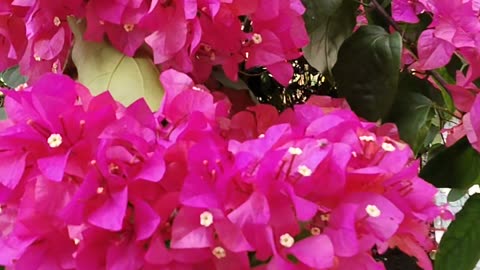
[280,233,295,248]
[381,142,395,152]
[359,135,375,142]
[53,16,61,26]
[365,204,381,217]
[297,165,312,177]
[123,24,134,32]
[310,227,321,235]
[252,33,263,44]
[212,246,226,259]
[288,147,303,155]
[200,211,214,227]
[47,133,62,148]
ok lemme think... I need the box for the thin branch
[370,0,402,33]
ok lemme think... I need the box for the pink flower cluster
[0,0,308,86]
[392,0,480,151]
[0,71,441,269]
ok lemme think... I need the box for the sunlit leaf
[69,18,164,110]
[0,66,27,88]
[302,0,358,73]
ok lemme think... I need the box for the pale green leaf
[302,0,358,73]
[69,18,164,110]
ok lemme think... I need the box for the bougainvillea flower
[0,15,27,71]
[0,71,440,269]
[411,29,456,71]
[464,94,480,152]
[391,0,425,23]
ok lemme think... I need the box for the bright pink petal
[289,235,334,269]
[0,151,27,189]
[37,151,70,182]
[88,187,128,231]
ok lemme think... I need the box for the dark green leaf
[447,188,468,202]
[302,0,358,73]
[420,137,480,188]
[332,25,402,121]
[385,73,442,155]
[426,143,446,161]
[302,0,342,31]
[0,66,27,88]
[435,194,480,270]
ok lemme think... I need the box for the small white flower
[200,211,214,227]
[280,233,295,248]
[365,204,381,218]
[47,134,63,148]
[381,142,395,152]
[53,16,61,26]
[288,147,303,155]
[297,165,312,177]
[212,246,226,259]
[252,33,263,44]
[123,24,134,32]
[359,135,375,142]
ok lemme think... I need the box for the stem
[370,0,402,33]
[432,104,461,120]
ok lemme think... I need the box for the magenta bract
[0,71,442,269]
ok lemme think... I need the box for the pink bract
[0,71,441,269]
[0,0,309,86]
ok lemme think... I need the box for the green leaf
[435,194,480,270]
[420,137,480,188]
[332,25,402,121]
[447,188,468,202]
[385,73,442,155]
[0,108,6,120]
[69,18,164,110]
[302,0,358,73]
[0,66,27,88]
